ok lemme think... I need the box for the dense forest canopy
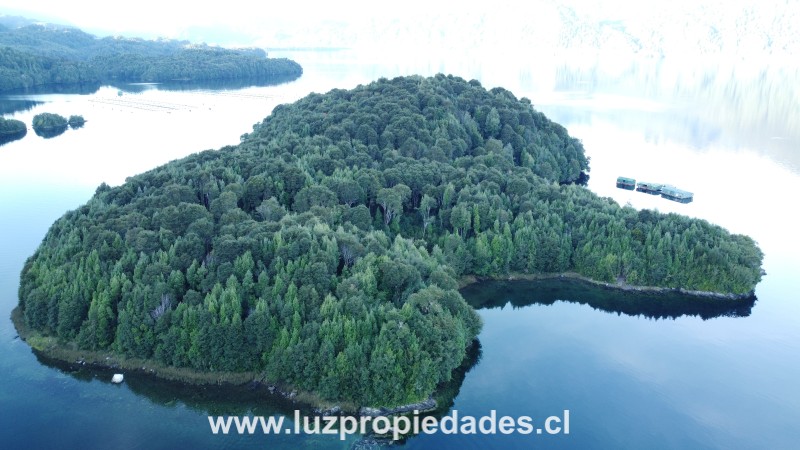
[0,23,302,92]
[18,74,763,407]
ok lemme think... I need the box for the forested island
[0,22,302,92]
[68,115,85,128]
[32,112,67,130]
[15,75,763,408]
[32,112,69,138]
[0,115,26,144]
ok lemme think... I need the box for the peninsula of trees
[0,115,26,144]
[0,22,302,92]
[0,116,26,133]
[17,75,763,407]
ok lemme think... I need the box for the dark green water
[1,51,798,449]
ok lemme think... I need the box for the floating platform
[636,182,664,194]
[616,176,636,190]
[660,185,694,203]
[616,177,694,203]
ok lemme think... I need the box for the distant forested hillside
[0,23,302,92]
[18,75,762,407]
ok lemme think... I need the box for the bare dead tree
[150,294,172,321]
[340,244,357,267]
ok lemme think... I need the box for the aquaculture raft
[616,177,694,203]
[636,182,664,194]
[616,176,636,190]
[660,185,694,203]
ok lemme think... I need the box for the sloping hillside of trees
[0,23,302,92]
[17,75,762,407]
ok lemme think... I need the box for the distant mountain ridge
[0,14,41,30]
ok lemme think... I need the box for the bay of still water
[1,50,798,449]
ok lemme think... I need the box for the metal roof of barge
[660,186,693,197]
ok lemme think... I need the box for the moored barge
[616,176,636,190]
[616,177,694,203]
[660,185,694,203]
[636,182,664,194]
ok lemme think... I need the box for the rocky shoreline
[358,398,438,417]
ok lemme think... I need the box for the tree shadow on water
[461,278,757,320]
[33,125,68,139]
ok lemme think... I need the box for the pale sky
[0,0,467,37]
[0,0,703,37]
[0,0,791,57]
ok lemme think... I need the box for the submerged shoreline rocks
[359,398,438,417]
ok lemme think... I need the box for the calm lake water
[1,50,798,449]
